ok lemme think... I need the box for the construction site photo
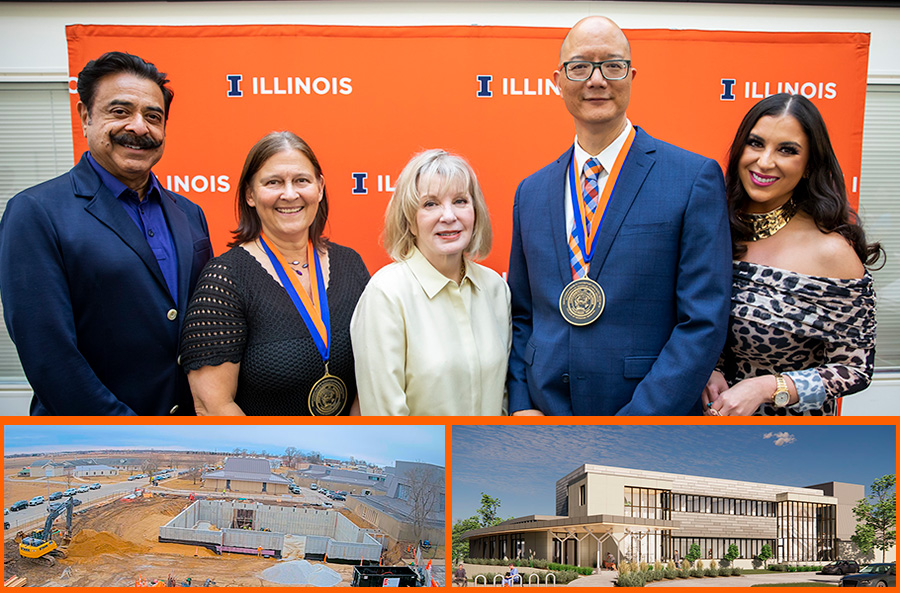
[3,425,445,587]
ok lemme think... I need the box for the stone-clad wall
[673,511,776,539]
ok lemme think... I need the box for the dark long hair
[229,131,329,251]
[725,93,882,267]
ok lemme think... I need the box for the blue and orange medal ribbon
[567,126,636,273]
[258,233,330,362]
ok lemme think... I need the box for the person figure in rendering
[0,51,212,415]
[507,16,731,415]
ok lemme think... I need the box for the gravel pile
[260,559,342,586]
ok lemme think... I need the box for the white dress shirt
[565,120,634,247]
[350,246,511,416]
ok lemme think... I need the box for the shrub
[615,572,646,587]
[731,567,743,576]
[723,543,740,566]
[686,544,702,564]
[718,566,731,577]
[704,567,717,577]
[619,562,631,576]
[666,560,676,571]
[689,568,701,578]
[664,568,677,579]
[676,569,688,579]
[653,560,663,572]
[768,564,785,572]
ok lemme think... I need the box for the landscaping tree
[756,543,773,569]
[851,474,896,563]
[723,543,740,566]
[477,492,502,527]
[685,543,702,564]
[452,493,508,561]
[452,516,481,560]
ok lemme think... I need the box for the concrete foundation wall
[159,500,380,561]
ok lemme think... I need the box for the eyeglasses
[562,60,631,81]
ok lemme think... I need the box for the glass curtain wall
[776,501,836,562]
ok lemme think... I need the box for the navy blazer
[0,153,213,415]
[507,127,731,415]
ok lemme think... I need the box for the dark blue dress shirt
[86,152,178,301]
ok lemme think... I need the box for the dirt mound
[66,528,151,558]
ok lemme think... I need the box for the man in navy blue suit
[0,52,212,415]
[507,17,731,416]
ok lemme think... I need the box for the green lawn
[751,583,837,587]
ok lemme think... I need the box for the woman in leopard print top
[702,94,883,416]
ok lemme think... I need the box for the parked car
[840,563,896,587]
[824,560,860,575]
[77,485,89,493]
[331,494,346,501]
[289,485,302,494]
[28,496,45,506]
[63,488,77,496]
[48,491,63,501]
[9,500,27,512]
[90,483,101,490]
[310,484,318,491]
[319,501,333,509]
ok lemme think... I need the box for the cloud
[763,431,796,446]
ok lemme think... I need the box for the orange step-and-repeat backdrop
[67,25,869,274]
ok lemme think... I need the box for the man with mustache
[0,51,212,415]
[507,17,731,415]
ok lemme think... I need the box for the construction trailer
[159,500,381,562]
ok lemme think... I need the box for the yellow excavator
[18,496,74,566]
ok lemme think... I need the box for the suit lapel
[549,146,575,286]
[588,127,655,280]
[159,189,193,310]
[73,155,172,301]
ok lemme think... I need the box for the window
[860,85,900,369]
[579,484,585,507]
[0,82,74,385]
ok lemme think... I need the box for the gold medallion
[559,277,605,326]
[308,367,348,416]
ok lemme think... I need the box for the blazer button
[167,309,178,321]
[562,373,569,384]
[169,404,179,415]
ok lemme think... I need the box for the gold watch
[772,373,790,408]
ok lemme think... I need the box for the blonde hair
[383,149,492,261]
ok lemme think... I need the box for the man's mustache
[110,132,162,150]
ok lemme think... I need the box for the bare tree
[64,465,73,489]
[403,464,444,547]
[142,458,159,480]
[283,447,299,469]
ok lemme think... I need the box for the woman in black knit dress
[179,131,368,415]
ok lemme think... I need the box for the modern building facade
[463,465,876,568]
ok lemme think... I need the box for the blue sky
[4,425,444,468]
[452,425,895,522]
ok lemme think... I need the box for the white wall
[1,1,899,82]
